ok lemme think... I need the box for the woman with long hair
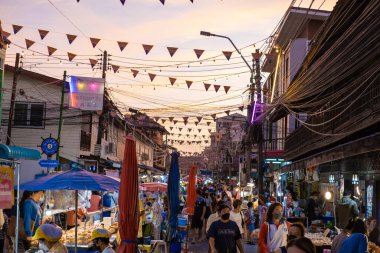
[258,202,291,253]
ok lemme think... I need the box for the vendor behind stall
[33,224,68,253]
[91,228,116,253]
[103,192,118,218]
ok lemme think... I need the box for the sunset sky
[1,0,337,153]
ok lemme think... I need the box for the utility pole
[6,53,21,145]
[94,51,108,172]
[55,70,67,169]
[254,49,264,195]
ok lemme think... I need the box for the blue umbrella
[166,152,180,252]
[18,167,119,191]
[18,167,119,253]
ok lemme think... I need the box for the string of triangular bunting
[1,24,274,62]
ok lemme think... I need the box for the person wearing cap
[33,224,67,253]
[91,228,116,253]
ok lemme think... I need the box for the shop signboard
[68,76,105,111]
[0,165,14,209]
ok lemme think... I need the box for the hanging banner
[69,76,105,111]
[0,165,14,209]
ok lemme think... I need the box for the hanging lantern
[328,173,335,184]
[352,173,359,185]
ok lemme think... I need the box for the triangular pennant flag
[154,117,160,122]
[195,121,199,126]
[12,25,23,34]
[25,39,35,49]
[190,0,194,2]
[170,126,173,130]
[198,129,202,133]
[186,134,190,137]
[222,51,233,60]
[120,0,126,5]
[202,135,205,138]
[167,47,178,57]
[111,64,120,73]
[196,117,202,122]
[184,121,188,126]
[183,117,189,122]
[173,120,178,125]
[67,52,76,61]
[131,69,139,78]
[90,38,101,48]
[160,0,165,4]
[224,86,231,94]
[205,140,209,144]
[169,117,174,122]
[239,105,244,111]
[47,46,57,56]
[214,84,221,93]
[194,49,204,59]
[207,122,211,126]
[89,58,98,68]
[178,134,181,137]
[1,31,11,39]
[161,119,166,124]
[188,128,192,132]
[66,34,77,44]
[169,77,176,85]
[38,29,49,40]
[211,114,216,120]
[204,82,211,91]
[148,73,156,82]
[142,44,154,55]
[117,41,128,52]
[208,129,212,133]
[225,110,230,116]
[186,81,193,89]
[179,128,183,132]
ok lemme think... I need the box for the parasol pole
[184,217,190,253]
[75,190,78,253]
[15,163,21,253]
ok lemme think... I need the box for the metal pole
[6,53,21,145]
[56,71,66,169]
[15,163,20,253]
[75,190,78,253]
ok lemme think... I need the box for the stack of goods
[305,233,331,246]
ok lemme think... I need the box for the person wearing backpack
[230,199,247,240]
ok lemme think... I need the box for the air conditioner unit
[107,143,116,154]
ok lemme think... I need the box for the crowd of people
[189,184,380,253]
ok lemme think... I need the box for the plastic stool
[138,244,151,253]
[151,240,168,253]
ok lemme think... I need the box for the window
[14,102,45,128]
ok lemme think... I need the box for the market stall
[18,167,120,253]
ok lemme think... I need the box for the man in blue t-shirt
[103,192,118,217]
[207,204,245,253]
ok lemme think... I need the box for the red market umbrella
[118,136,139,253]
[183,165,197,253]
[183,165,197,215]
[141,182,167,192]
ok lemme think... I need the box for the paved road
[187,240,258,253]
